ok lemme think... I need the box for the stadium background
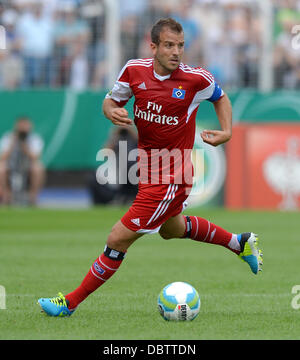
[0,0,299,210]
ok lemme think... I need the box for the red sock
[65,246,125,310]
[183,215,240,254]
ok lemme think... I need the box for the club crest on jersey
[172,87,186,100]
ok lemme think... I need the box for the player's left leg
[38,221,143,316]
[159,214,263,274]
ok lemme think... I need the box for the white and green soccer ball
[157,281,201,321]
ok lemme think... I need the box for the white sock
[228,234,241,252]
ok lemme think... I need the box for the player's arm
[201,92,232,147]
[102,98,132,126]
[102,61,134,127]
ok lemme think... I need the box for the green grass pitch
[0,206,299,340]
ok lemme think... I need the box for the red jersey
[106,58,224,185]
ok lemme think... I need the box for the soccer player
[38,18,263,317]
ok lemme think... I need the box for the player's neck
[153,60,174,77]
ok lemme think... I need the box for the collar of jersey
[153,70,171,81]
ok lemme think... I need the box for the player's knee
[159,228,173,240]
[106,221,138,252]
[107,228,122,250]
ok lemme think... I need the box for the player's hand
[201,130,231,147]
[110,108,133,126]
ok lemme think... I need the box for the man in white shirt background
[0,116,45,205]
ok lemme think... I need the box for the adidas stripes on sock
[183,215,241,254]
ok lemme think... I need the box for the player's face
[151,28,184,76]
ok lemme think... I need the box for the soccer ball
[157,281,200,321]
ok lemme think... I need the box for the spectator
[273,0,300,89]
[120,15,141,64]
[119,0,147,19]
[172,0,201,66]
[200,7,238,87]
[139,0,172,31]
[16,0,55,87]
[91,58,107,89]
[69,39,89,90]
[230,5,259,88]
[81,0,105,88]
[0,8,24,89]
[274,17,300,88]
[53,0,89,86]
[0,116,45,206]
[0,0,297,91]
[0,1,4,20]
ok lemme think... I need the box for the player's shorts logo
[172,88,186,100]
[131,218,140,226]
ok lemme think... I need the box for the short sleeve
[105,61,133,107]
[206,82,224,102]
[192,67,224,102]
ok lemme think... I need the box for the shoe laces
[50,292,67,307]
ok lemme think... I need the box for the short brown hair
[151,18,183,45]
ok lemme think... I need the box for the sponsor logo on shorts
[131,218,140,226]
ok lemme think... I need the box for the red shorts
[121,183,192,234]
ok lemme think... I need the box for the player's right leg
[37,220,142,317]
[159,214,263,275]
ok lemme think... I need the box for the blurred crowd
[0,0,300,91]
